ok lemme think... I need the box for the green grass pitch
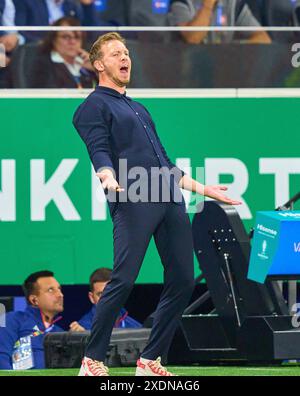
[1,364,300,376]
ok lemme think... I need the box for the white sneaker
[78,357,109,376]
[135,357,176,376]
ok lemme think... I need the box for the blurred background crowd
[1,0,300,88]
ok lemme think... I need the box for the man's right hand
[96,169,124,192]
[0,34,19,53]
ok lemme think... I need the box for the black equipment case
[44,328,151,368]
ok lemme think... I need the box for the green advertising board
[0,93,300,285]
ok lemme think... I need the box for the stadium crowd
[0,1,299,88]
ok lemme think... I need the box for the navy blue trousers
[85,201,195,361]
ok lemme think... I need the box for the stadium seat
[261,0,294,42]
[262,0,293,26]
[9,42,41,88]
[293,0,300,26]
[262,0,293,42]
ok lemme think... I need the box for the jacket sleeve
[80,3,100,26]
[73,100,115,173]
[0,313,21,369]
[77,311,92,330]
[13,0,39,42]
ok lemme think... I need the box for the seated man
[69,268,142,331]
[0,271,64,370]
[168,0,271,44]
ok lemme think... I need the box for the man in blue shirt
[69,267,142,331]
[0,271,64,370]
[73,32,241,376]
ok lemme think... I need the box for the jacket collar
[26,305,62,327]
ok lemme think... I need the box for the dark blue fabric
[78,305,142,330]
[0,0,5,22]
[13,0,98,27]
[73,87,194,362]
[0,0,6,36]
[0,306,63,370]
[73,86,185,216]
[85,201,195,361]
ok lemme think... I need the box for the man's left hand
[204,185,242,205]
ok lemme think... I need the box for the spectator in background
[92,0,130,26]
[13,0,100,42]
[29,17,97,88]
[69,268,142,331]
[168,0,271,44]
[0,270,64,370]
[0,0,22,63]
[127,0,173,42]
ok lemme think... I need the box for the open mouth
[120,66,129,74]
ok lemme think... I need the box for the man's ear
[29,295,38,306]
[88,292,95,304]
[94,60,104,72]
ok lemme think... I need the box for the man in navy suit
[13,0,99,41]
[73,32,241,376]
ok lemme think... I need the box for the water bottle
[216,0,225,27]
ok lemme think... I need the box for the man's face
[89,281,108,305]
[99,39,131,87]
[31,277,64,315]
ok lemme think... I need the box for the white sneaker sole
[78,365,87,376]
[135,367,170,376]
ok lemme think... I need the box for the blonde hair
[89,32,126,66]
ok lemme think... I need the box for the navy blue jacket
[0,306,63,370]
[78,306,142,330]
[13,0,99,41]
[13,0,98,26]
[0,0,5,37]
[73,86,185,215]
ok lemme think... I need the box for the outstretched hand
[204,185,242,205]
